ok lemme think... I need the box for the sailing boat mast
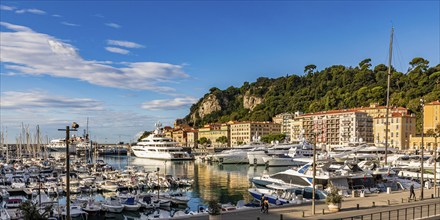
[384,26,394,165]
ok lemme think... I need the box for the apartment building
[230,122,281,146]
[272,112,303,140]
[186,129,198,148]
[373,112,416,150]
[197,124,230,147]
[299,110,373,147]
[424,100,440,133]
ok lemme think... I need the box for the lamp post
[420,99,425,200]
[58,122,79,220]
[434,132,438,197]
[157,167,160,200]
[312,131,318,215]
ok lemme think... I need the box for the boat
[131,122,194,160]
[122,197,141,211]
[46,138,77,154]
[101,198,124,213]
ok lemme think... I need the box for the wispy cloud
[61,22,80,27]
[52,14,62,18]
[105,47,129,55]
[141,97,198,110]
[0,5,16,11]
[105,23,121,28]
[1,90,104,111]
[0,22,189,93]
[107,40,144,48]
[15,8,46,15]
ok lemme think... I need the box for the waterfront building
[373,112,416,150]
[289,118,305,142]
[424,100,440,133]
[186,129,198,148]
[299,110,373,147]
[230,122,281,146]
[272,112,303,140]
[197,124,230,147]
[409,135,438,152]
[353,103,408,118]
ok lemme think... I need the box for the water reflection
[57,155,286,210]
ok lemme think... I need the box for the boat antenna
[385,26,394,165]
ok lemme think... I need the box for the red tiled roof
[427,100,440,105]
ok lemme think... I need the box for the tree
[358,58,372,70]
[197,137,211,147]
[216,136,228,147]
[260,134,286,143]
[19,201,52,220]
[304,64,317,75]
[138,131,151,141]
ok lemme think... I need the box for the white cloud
[15,8,46,15]
[107,39,144,48]
[52,14,62,17]
[1,90,104,111]
[105,23,121,28]
[61,22,80,27]
[0,22,189,93]
[105,47,130,55]
[0,5,15,11]
[141,97,198,110]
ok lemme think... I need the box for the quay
[188,188,440,220]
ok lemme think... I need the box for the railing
[339,201,440,220]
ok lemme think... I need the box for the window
[396,132,399,137]
[391,132,393,137]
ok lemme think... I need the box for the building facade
[197,124,230,147]
[424,100,440,133]
[186,130,198,148]
[373,112,416,150]
[230,122,281,146]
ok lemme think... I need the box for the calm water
[100,155,286,210]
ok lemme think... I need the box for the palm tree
[19,201,52,220]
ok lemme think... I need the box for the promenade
[187,188,440,220]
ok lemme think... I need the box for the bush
[207,199,221,215]
[325,187,343,204]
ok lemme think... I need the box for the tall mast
[385,26,394,165]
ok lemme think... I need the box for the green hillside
[185,57,440,129]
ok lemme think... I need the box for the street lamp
[58,122,79,220]
[420,99,425,200]
[311,131,319,215]
[157,167,160,200]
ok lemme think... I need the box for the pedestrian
[264,198,269,213]
[260,194,265,213]
[409,183,416,200]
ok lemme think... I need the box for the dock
[186,188,440,220]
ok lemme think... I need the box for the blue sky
[1,1,439,143]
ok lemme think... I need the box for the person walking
[260,194,265,213]
[409,183,416,200]
[263,198,269,214]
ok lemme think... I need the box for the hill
[185,57,440,129]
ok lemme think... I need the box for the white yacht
[131,123,194,160]
[47,138,78,154]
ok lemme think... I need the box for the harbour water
[102,155,286,208]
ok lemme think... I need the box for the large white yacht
[47,138,77,154]
[131,123,194,160]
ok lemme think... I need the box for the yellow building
[354,103,409,118]
[230,122,281,146]
[197,124,230,147]
[186,130,198,148]
[373,112,416,150]
[289,118,304,142]
[424,100,440,133]
[409,135,438,152]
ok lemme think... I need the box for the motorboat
[101,198,124,213]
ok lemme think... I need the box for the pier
[187,188,440,220]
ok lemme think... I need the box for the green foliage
[138,131,151,141]
[207,199,222,215]
[19,201,52,220]
[185,58,439,130]
[325,187,343,204]
[260,134,286,143]
[216,136,228,145]
[197,137,211,146]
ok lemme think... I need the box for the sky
[0,1,439,144]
